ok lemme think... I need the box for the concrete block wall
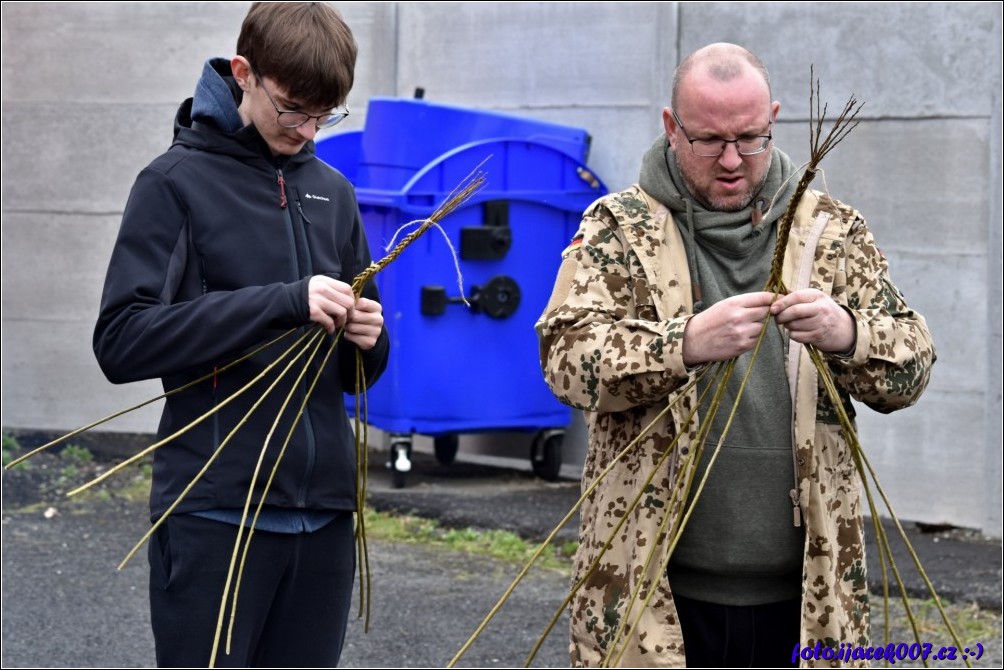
[2,2,1000,537]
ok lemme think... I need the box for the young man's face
[243,70,327,157]
[664,67,780,212]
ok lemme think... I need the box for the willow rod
[450,364,729,667]
[211,329,341,667]
[4,329,298,470]
[517,365,730,667]
[66,328,319,497]
[209,164,490,667]
[809,345,970,666]
[605,312,776,666]
[116,327,328,571]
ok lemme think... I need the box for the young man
[536,43,936,667]
[93,3,388,666]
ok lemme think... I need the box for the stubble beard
[679,154,773,213]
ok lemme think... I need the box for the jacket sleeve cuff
[663,315,695,380]
[826,308,869,368]
[286,277,311,325]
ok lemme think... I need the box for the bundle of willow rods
[449,72,966,669]
[6,161,489,668]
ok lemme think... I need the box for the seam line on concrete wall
[776,115,994,123]
[1,209,125,216]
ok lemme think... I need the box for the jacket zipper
[277,170,288,209]
[278,170,317,508]
[198,254,221,451]
[786,210,835,528]
[785,325,801,528]
[293,191,314,275]
[295,196,313,227]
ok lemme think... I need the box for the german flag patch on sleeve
[561,234,584,258]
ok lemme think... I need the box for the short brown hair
[237,2,357,110]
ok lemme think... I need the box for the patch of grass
[558,539,579,558]
[870,597,1002,666]
[114,464,154,504]
[68,457,153,506]
[363,507,577,571]
[60,444,93,465]
[52,446,92,488]
[907,598,1000,643]
[3,446,155,511]
[2,432,31,470]
[2,432,18,460]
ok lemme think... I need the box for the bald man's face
[664,66,779,212]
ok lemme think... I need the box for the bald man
[536,43,935,667]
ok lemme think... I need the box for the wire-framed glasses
[252,66,349,130]
[672,109,772,157]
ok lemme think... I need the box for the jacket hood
[191,57,245,133]
[171,57,315,167]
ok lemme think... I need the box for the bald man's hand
[682,292,777,366]
[771,288,856,354]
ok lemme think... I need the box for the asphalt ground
[376,454,1003,603]
[2,446,1001,668]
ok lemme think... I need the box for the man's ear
[231,56,252,91]
[662,107,677,149]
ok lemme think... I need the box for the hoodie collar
[172,58,315,168]
[191,57,245,134]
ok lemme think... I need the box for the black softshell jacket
[94,97,389,521]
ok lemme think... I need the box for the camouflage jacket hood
[535,185,936,667]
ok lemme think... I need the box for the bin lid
[357,97,592,170]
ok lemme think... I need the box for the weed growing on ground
[2,433,31,471]
[364,507,577,571]
[870,597,1003,666]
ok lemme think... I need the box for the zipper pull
[296,198,311,226]
[277,170,287,209]
[199,256,209,295]
[789,488,802,527]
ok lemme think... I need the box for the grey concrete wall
[1,2,1000,536]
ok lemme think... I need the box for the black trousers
[673,593,801,668]
[148,512,356,668]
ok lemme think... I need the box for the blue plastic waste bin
[316,96,607,485]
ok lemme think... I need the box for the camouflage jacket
[535,185,935,667]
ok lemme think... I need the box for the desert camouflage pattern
[535,185,936,667]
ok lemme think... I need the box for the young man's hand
[308,276,356,333]
[343,298,384,350]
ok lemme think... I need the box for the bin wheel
[531,430,563,481]
[434,434,460,465]
[388,436,412,489]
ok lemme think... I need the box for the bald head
[662,42,779,212]
[671,43,771,110]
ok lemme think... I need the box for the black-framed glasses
[671,109,772,157]
[251,67,349,130]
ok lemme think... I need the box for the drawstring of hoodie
[664,147,706,314]
[676,195,767,314]
[683,197,705,313]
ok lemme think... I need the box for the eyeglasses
[251,67,349,130]
[671,109,772,157]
